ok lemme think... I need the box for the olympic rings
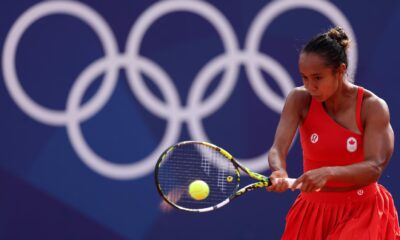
[2,0,357,179]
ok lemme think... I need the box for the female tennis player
[267,26,400,239]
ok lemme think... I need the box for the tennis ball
[188,180,209,201]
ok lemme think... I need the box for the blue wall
[1,0,399,239]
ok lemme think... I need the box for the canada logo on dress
[346,137,357,152]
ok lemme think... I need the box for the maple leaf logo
[346,137,357,152]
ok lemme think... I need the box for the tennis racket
[155,141,298,213]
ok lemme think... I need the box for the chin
[312,95,324,102]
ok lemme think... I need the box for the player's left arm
[293,96,394,192]
[326,96,394,185]
[360,97,394,180]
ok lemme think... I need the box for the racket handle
[284,178,299,188]
[275,177,301,189]
[276,178,321,192]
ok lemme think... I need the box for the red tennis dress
[282,87,400,239]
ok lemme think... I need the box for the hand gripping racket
[155,141,298,213]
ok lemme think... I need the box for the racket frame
[155,141,274,212]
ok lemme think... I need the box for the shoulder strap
[356,87,365,133]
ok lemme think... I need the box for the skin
[266,52,394,193]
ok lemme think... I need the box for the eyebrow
[299,72,322,76]
[300,72,322,76]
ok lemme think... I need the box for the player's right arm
[267,87,310,192]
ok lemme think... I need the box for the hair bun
[327,26,350,50]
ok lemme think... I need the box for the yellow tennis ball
[188,180,209,201]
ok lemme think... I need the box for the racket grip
[275,178,301,189]
[277,178,320,192]
[284,178,299,188]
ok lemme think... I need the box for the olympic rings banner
[1,0,399,239]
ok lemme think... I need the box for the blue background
[1,0,399,239]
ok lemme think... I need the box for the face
[299,52,345,102]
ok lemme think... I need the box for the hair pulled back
[302,27,351,70]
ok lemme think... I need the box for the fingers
[297,177,317,192]
[291,176,303,190]
[300,181,315,192]
[267,177,290,192]
[301,183,320,192]
[294,173,324,192]
[267,168,328,192]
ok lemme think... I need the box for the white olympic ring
[2,1,119,125]
[2,0,358,180]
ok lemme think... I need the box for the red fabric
[355,87,364,133]
[284,87,400,239]
[282,183,400,240]
[299,87,364,188]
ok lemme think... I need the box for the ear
[336,63,347,79]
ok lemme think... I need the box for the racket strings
[157,143,239,210]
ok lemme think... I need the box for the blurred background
[1,0,399,239]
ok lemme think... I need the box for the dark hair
[302,27,350,70]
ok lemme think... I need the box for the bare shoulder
[286,86,311,106]
[284,86,311,120]
[362,88,390,124]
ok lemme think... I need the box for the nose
[305,81,317,92]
